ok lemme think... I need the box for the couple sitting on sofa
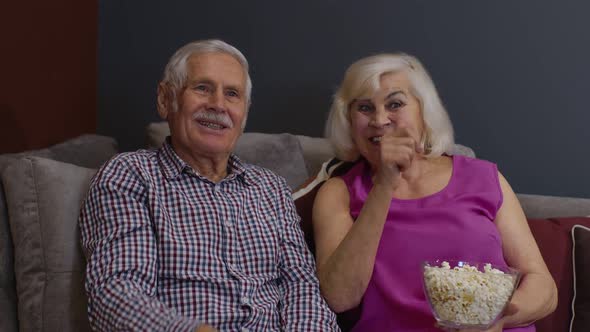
[78,39,556,331]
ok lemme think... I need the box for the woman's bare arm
[494,172,557,327]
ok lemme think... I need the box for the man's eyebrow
[224,84,243,92]
[186,78,243,93]
[187,78,213,86]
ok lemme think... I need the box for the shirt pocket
[237,207,281,280]
[155,203,228,281]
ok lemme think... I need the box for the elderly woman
[313,53,557,331]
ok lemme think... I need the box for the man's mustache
[192,110,234,129]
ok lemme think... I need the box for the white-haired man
[79,39,339,332]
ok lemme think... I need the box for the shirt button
[225,220,233,227]
[241,296,249,305]
[241,328,249,332]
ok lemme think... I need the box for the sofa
[1,121,589,332]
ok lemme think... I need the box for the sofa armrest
[517,193,590,219]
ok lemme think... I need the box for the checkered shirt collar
[158,136,252,185]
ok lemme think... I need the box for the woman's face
[349,71,424,164]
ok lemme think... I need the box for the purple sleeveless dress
[340,155,535,331]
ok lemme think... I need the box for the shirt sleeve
[275,177,340,331]
[79,157,201,332]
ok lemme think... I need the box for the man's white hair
[161,39,252,127]
[325,53,454,161]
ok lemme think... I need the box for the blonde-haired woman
[313,53,556,331]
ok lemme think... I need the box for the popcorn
[423,261,517,326]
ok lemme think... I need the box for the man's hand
[195,324,218,332]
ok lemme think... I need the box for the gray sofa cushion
[0,134,116,332]
[2,157,95,332]
[295,135,335,176]
[517,193,590,219]
[234,133,308,189]
[446,144,476,159]
[146,121,170,149]
[0,176,31,332]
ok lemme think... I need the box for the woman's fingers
[503,300,518,316]
[373,126,423,188]
[379,129,418,171]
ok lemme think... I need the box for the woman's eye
[357,104,373,112]
[387,101,404,110]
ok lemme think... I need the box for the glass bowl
[422,259,521,330]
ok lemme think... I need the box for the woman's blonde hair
[325,53,454,161]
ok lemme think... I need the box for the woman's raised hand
[373,126,423,190]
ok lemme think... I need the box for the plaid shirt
[79,140,339,331]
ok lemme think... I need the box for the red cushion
[571,224,590,332]
[527,217,590,332]
[294,176,322,256]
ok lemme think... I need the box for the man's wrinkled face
[161,52,248,159]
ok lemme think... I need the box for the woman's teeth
[370,136,382,143]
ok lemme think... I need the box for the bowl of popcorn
[422,260,521,330]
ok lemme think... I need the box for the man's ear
[157,82,173,120]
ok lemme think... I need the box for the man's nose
[208,89,226,110]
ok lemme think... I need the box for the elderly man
[79,39,339,331]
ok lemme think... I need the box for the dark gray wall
[99,0,590,198]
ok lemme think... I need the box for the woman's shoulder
[337,159,368,182]
[314,176,351,215]
[449,154,501,195]
[452,154,498,172]
[320,176,348,195]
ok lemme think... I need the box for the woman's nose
[371,109,392,128]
